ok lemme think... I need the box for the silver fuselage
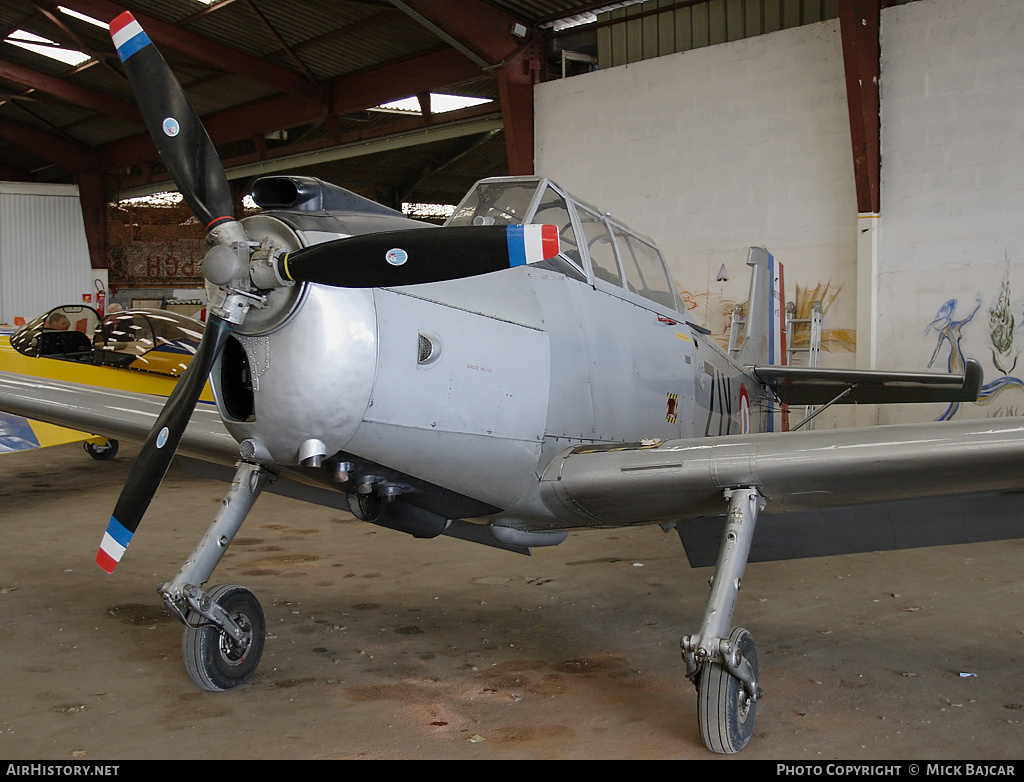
[219,249,761,533]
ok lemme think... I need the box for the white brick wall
[878,0,1024,422]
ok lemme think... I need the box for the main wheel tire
[696,627,758,754]
[84,438,118,460]
[182,585,265,691]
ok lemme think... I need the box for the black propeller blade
[99,13,240,571]
[109,12,233,231]
[98,317,231,572]
[275,223,560,289]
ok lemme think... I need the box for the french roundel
[739,384,750,434]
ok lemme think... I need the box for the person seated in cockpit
[44,312,70,331]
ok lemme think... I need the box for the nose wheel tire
[182,585,265,691]
[696,627,759,754]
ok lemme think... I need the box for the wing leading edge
[539,416,1024,559]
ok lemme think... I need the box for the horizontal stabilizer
[752,358,983,406]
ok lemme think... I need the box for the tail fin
[736,247,788,431]
[736,247,786,367]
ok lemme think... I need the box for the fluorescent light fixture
[376,93,492,114]
[5,30,91,67]
[58,7,109,29]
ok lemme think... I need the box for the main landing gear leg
[159,460,274,691]
[681,486,764,754]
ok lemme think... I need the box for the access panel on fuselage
[524,272,697,447]
[571,283,695,443]
[363,277,549,445]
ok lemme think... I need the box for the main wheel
[697,627,758,754]
[182,585,265,691]
[84,438,118,460]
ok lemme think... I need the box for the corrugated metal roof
[0,0,871,207]
[3,0,582,198]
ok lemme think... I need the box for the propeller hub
[204,244,250,287]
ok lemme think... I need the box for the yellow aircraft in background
[0,304,209,457]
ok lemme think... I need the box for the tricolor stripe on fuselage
[110,12,151,62]
[765,252,787,432]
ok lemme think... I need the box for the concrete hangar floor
[1,441,1022,760]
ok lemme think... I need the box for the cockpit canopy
[11,305,204,378]
[446,177,679,312]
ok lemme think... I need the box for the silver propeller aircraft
[4,11,1024,755]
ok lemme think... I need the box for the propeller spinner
[98,13,559,572]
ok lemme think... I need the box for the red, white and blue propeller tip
[97,517,133,573]
[506,224,560,266]
[110,12,151,62]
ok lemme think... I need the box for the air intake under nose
[219,336,255,422]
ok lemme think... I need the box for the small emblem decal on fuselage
[162,117,180,137]
[386,248,408,266]
[666,392,679,424]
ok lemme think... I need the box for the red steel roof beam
[0,59,141,122]
[57,0,327,104]
[839,0,881,215]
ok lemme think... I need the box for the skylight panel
[376,94,492,114]
[5,30,91,67]
[58,7,109,29]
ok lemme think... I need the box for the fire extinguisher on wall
[95,280,106,318]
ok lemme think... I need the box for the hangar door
[0,183,93,326]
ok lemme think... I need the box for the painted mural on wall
[788,280,856,356]
[924,270,1024,419]
[677,279,855,359]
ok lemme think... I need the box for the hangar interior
[5,0,1019,430]
[2,0,1024,762]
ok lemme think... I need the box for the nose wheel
[160,461,273,691]
[182,584,265,691]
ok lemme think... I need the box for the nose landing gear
[681,487,764,754]
[160,460,273,690]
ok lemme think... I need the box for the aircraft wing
[751,358,983,405]
[539,415,1024,562]
[0,411,99,454]
[0,371,238,466]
